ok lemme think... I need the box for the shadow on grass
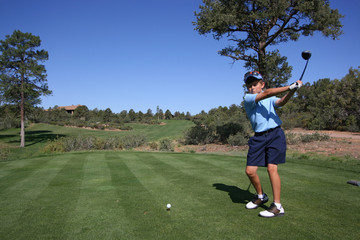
[0,134,17,139]
[7,130,66,147]
[213,183,260,206]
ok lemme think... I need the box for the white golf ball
[166,203,171,209]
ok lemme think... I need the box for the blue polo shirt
[244,93,282,132]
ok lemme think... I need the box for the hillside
[1,122,359,160]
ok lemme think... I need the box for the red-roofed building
[57,104,82,115]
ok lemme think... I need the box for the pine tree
[0,30,51,147]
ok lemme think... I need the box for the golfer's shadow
[213,183,254,205]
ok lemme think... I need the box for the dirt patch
[174,129,360,159]
[174,144,248,154]
[289,128,360,140]
[285,128,360,159]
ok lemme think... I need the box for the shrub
[299,132,330,142]
[188,149,196,154]
[0,117,21,129]
[119,125,132,131]
[216,123,244,143]
[95,138,106,150]
[42,134,146,152]
[62,137,79,152]
[42,137,66,153]
[103,136,121,150]
[148,142,158,150]
[183,125,214,145]
[227,133,248,146]
[286,132,330,144]
[159,138,174,152]
[77,136,97,150]
[286,132,300,145]
[120,134,147,149]
[0,147,11,161]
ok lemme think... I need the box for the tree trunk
[20,75,25,147]
[258,46,267,82]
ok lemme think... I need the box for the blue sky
[1,0,359,115]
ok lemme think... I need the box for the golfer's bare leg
[245,166,263,194]
[267,164,281,203]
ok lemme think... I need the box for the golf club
[299,50,311,81]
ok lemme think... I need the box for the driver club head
[302,50,312,60]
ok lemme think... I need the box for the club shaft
[299,59,309,80]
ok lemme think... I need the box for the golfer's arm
[255,86,290,102]
[276,90,296,107]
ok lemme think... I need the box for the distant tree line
[1,67,359,145]
[0,104,192,130]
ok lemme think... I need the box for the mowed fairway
[0,151,359,239]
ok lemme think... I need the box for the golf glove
[289,81,302,91]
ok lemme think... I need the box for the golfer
[243,71,302,218]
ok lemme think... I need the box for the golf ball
[167,203,171,209]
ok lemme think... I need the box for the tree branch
[264,9,299,49]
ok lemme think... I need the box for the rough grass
[0,120,194,160]
[0,120,194,146]
[0,151,359,240]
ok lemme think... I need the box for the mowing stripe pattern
[0,151,359,240]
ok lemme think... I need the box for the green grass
[0,120,194,159]
[1,123,359,239]
[128,120,195,141]
[1,120,194,145]
[0,151,359,239]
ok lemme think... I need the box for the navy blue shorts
[247,127,286,167]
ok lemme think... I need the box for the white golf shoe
[259,203,285,218]
[246,193,269,209]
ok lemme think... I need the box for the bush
[96,124,105,130]
[97,136,121,150]
[299,132,330,142]
[227,133,248,146]
[95,138,106,150]
[286,132,330,144]
[42,134,146,152]
[42,137,66,153]
[159,138,174,152]
[0,147,11,161]
[216,123,244,143]
[78,136,97,149]
[0,117,20,129]
[148,142,158,150]
[119,125,132,131]
[183,125,214,145]
[286,132,300,145]
[120,134,147,149]
[62,137,80,152]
